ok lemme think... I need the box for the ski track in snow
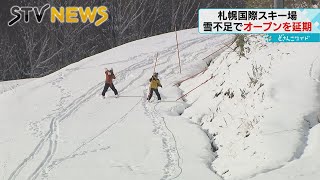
[7,35,228,180]
[143,99,182,180]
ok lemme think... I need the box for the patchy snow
[180,35,320,180]
[0,29,233,180]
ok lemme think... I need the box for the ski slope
[0,29,234,180]
[1,29,320,180]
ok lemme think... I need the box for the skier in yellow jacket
[147,72,162,101]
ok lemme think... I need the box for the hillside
[0,29,233,180]
[1,29,319,180]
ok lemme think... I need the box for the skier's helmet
[153,72,158,77]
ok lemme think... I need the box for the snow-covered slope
[0,29,234,180]
[1,29,319,180]
[0,79,36,95]
[180,35,320,180]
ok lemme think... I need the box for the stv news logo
[8,4,109,27]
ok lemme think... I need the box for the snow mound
[180,35,320,180]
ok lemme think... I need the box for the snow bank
[180,35,320,179]
[250,123,320,180]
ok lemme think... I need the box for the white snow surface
[180,35,320,180]
[0,29,233,180]
[0,79,36,95]
[1,29,320,180]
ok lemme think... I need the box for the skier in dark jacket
[102,68,118,98]
[147,72,162,101]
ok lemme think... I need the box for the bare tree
[0,33,18,80]
[0,0,245,81]
[105,0,147,47]
[136,0,162,38]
